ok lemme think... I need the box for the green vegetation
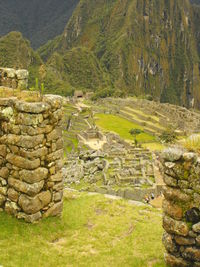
[0,191,165,267]
[160,128,178,144]
[95,114,156,143]
[182,134,200,153]
[129,128,144,146]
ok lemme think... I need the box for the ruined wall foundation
[0,67,28,90]
[162,148,200,267]
[0,88,64,223]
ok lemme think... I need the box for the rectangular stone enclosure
[0,87,64,223]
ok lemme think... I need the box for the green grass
[0,191,165,267]
[95,114,156,143]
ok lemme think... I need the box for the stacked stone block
[0,67,28,89]
[0,90,64,222]
[162,148,200,267]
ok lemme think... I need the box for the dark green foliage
[129,128,144,146]
[160,128,178,144]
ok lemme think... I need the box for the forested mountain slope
[39,0,200,108]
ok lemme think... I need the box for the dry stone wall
[0,67,29,90]
[162,148,200,267]
[0,88,64,223]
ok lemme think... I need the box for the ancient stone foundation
[162,148,200,267]
[0,88,64,223]
[0,67,29,89]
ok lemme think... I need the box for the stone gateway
[0,87,64,223]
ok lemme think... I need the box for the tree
[160,128,178,143]
[129,128,143,147]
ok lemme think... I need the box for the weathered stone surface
[5,134,44,148]
[8,177,44,196]
[6,154,40,170]
[53,191,63,202]
[163,216,189,236]
[19,147,48,159]
[5,201,20,215]
[164,174,178,187]
[174,235,196,245]
[17,113,43,126]
[164,253,190,267]
[19,168,48,184]
[49,170,63,182]
[47,149,63,162]
[20,125,53,135]
[19,191,51,214]
[163,186,191,202]
[15,101,50,114]
[7,188,19,202]
[0,194,6,206]
[182,247,200,262]
[0,167,9,179]
[162,148,183,162]
[0,187,7,195]
[0,145,7,157]
[163,199,183,220]
[47,128,62,142]
[193,223,200,233]
[162,232,178,254]
[43,95,63,109]
[43,202,63,218]
[17,211,42,223]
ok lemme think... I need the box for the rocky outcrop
[162,148,200,266]
[0,87,64,223]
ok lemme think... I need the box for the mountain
[190,0,200,4]
[40,0,200,108]
[0,31,42,86]
[0,0,79,48]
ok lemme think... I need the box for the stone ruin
[0,87,64,223]
[162,148,200,266]
[0,67,29,90]
[64,131,162,202]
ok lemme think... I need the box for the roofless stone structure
[0,86,64,223]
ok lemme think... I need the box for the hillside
[0,0,79,48]
[40,0,200,108]
[0,32,42,86]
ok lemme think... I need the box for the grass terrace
[0,191,165,267]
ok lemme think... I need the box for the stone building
[0,86,64,223]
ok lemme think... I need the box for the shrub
[160,128,178,143]
[183,134,200,152]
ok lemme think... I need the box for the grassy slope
[0,191,165,267]
[95,114,156,142]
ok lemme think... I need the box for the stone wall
[0,67,28,90]
[162,148,200,267]
[0,88,64,223]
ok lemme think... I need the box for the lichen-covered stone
[162,148,183,162]
[19,168,48,184]
[19,191,51,214]
[15,101,50,114]
[193,223,200,233]
[5,201,20,215]
[7,188,19,202]
[163,186,191,202]
[182,247,200,262]
[43,201,63,218]
[6,154,40,169]
[163,216,189,236]
[17,211,42,223]
[8,177,44,196]
[163,199,183,220]
[164,253,190,267]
